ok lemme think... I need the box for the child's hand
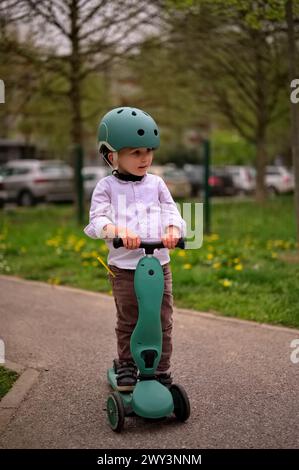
[161,225,180,249]
[117,226,141,250]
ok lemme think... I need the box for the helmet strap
[112,169,144,182]
[101,148,144,181]
[101,150,118,171]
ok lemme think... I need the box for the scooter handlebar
[113,237,185,250]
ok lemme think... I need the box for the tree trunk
[286,0,299,244]
[69,0,84,224]
[70,77,82,147]
[255,135,268,203]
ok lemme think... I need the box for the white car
[225,166,256,195]
[0,174,7,208]
[82,166,109,200]
[266,166,294,195]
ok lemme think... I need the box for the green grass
[0,196,299,328]
[0,366,19,400]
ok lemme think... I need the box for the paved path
[0,275,298,449]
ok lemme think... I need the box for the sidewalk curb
[1,274,299,334]
[0,361,40,434]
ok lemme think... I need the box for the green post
[203,139,211,235]
[74,144,84,225]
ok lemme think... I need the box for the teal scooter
[106,237,190,432]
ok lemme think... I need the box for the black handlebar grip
[113,237,185,250]
[113,237,124,249]
[176,238,185,249]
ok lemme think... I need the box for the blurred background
[0,0,299,325]
[0,1,298,207]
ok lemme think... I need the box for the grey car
[0,159,74,207]
[82,166,109,200]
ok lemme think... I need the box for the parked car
[82,166,109,200]
[225,165,256,195]
[149,165,191,197]
[209,167,237,196]
[0,174,7,208]
[0,159,74,206]
[183,164,204,197]
[265,166,294,195]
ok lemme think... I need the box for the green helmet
[98,106,160,152]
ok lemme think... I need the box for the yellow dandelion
[234,264,243,271]
[233,258,240,264]
[66,235,77,247]
[74,239,86,252]
[219,279,232,287]
[210,233,219,241]
[183,263,192,270]
[178,251,186,257]
[46,237,62,248]
[207,253,214,260]
[47,277,61,285]
[212,262,221,269]
[271,252,278,259]
[207,245,214,251]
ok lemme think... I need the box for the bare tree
[166,1,290,202]
[3,0,162,217]
[15,0,161,145]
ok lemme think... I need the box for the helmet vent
[137,129,145,136]
[143,112,149,116]
[132,111,137,116]
[117,109,124,113]
[154,129,158,135]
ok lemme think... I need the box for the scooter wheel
[107,392,125,432]
[170,384,191,422]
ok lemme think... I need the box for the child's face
[109,147,153,176]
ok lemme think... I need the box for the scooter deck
[107,367,174,419]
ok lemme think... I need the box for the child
[84,107,186,392]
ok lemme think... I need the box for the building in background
[0,139,52,164]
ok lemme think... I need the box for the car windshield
[40,164,71,175]
[0,166,31,176]
[83,173,98,181]
[164,169,184,178]
[0,166,11,176]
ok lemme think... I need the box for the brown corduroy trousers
[108,263,173,372]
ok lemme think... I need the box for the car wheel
[267,186,278,197]
[17,190,36,207]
